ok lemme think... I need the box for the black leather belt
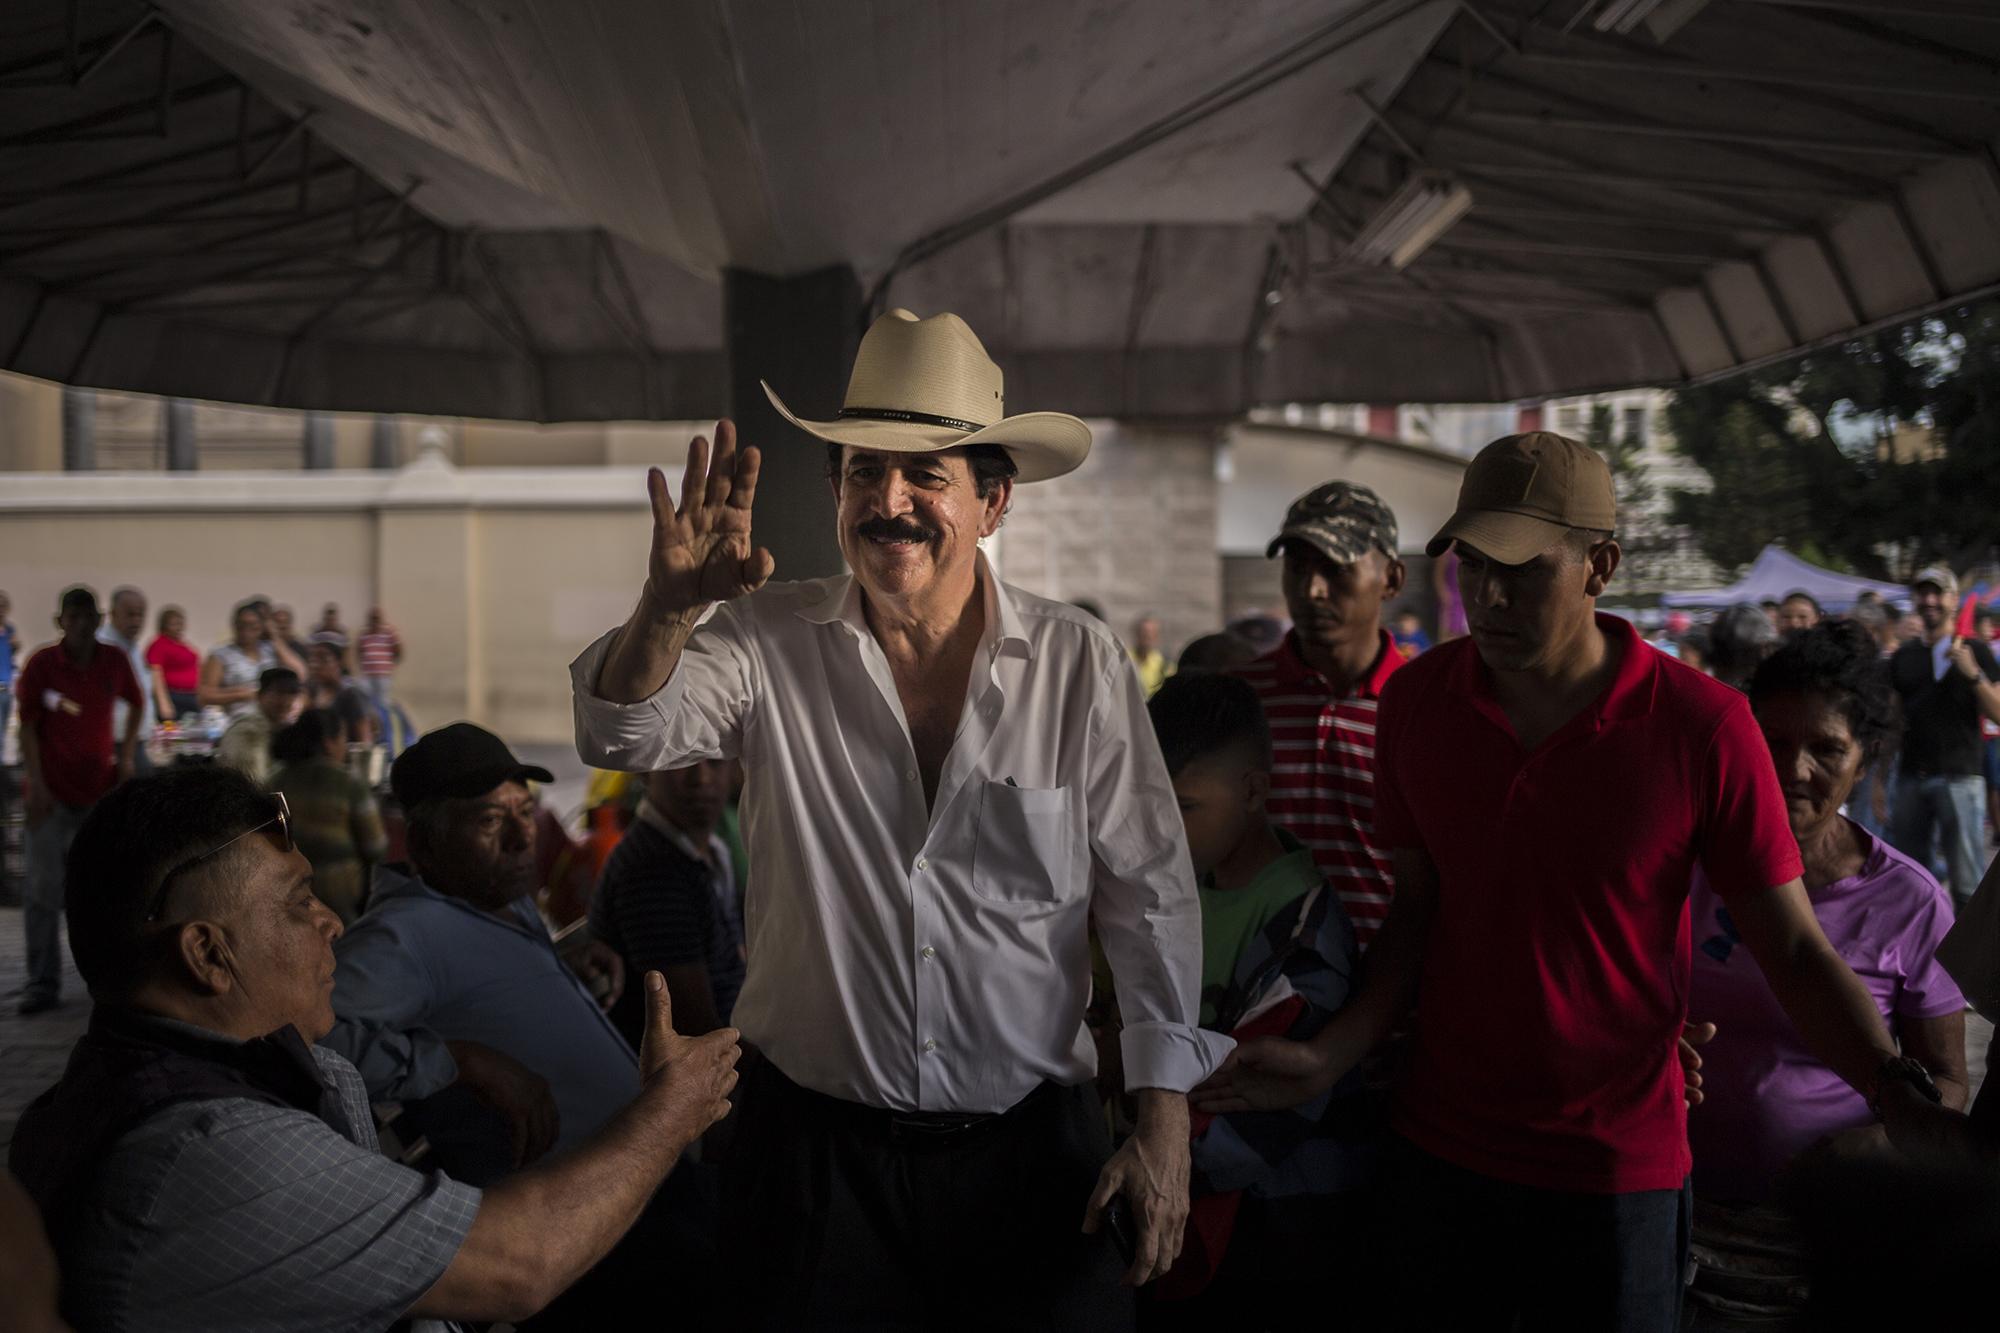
[786,1070,1059,1145]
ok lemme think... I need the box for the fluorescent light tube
[1344,173,1474,270]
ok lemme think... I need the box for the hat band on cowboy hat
[837,406,987,434]
[762,307,1092,484]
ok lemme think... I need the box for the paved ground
[0,908,89,1149]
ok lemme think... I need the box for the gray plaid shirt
[60,1023,481,1333]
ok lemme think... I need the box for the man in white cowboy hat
[569,308,1229,1328]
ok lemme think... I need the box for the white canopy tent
[1660,544,1908,614]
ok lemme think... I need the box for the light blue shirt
[324,863,639,1154]
[98,626,156,738]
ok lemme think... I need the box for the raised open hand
[646,419,776,617]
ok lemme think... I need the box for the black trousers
[1377,1138,1692,1333]
[720,1059,1134,1332]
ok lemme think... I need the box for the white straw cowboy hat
[762,308,1092,483]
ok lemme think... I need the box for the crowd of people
[3,306,1998,1332]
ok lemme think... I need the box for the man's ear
[174,921,236,998]
[980,478,1014,538]
[1381,554,1408,601]
[1245,766,1272,815]
[1586,540,1623,598]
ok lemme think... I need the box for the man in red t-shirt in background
[1196,434,1966,1330]
[16,586,142,1015]
[1230,482,1403,949]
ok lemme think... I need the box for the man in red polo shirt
[15,586,141,1015]
[1195,434,1965,1330]
[1231,482,1403,948]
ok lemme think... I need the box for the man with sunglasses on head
[14,585,143,1016]
[8,765,740,1332]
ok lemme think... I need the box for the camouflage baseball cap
[1265,481,1400,565]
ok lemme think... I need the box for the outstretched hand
[646,419,775,617]
[637,971,741,1140]
[1188,1036,1339,1115]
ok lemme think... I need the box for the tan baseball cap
[1425,431,1617,564]
[1911,563,1959,599]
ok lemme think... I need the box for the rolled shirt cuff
[568,628,690,771]
[1119,1021,1235,1095]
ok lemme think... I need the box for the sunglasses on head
[145,792,294,923]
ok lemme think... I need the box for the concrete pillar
[371,416,399,469]
[163,398,197,471]
[303,412,335,470]
[61,386,96,471]
[723,265,858,581]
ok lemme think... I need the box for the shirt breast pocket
[971,781,1077,906]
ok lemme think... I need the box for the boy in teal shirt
[1148,673,1330,1024]
[1144,673,1366,1311]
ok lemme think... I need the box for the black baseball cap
[258,668,301,693]
[391,722,555,808]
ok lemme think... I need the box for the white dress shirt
[571,555,1230,1113]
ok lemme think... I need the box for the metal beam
[1811,230,1868,325]
[1754,3,2000,73]
[1732,0,2000,20]
[1315,282,1635,316]
[1697,280,1748,366]
[1468,204,1786,236]
[467,239,549,419]
[43,193,420,300]
[1,157,354,265]
[130,285,439,316]
[1434,236,1722,265]
[1509,48,2000,104]
[290,229,434,341]
[1749,254,1804,347]
[73,8,158,87]
[1887,190,1949,303]
[589,230,662,418]
[0,122,310,210]
[1354,90,1428,164]
[1454,1,1521,55]
[1399,122,1821,229]
[1461,109,1954,161]
[1430,57,1889,193]
[1444,160,1845,201]
[242,112,315,184]
[0,75,236,150]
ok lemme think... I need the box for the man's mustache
[857,517,937,543]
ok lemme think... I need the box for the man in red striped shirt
[1231,482,1405,948]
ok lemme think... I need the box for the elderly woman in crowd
[200,601,303,717]
[268,708,387,925]
[1685,620,1967,1323]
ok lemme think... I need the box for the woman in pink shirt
[1687,620,1967,1317]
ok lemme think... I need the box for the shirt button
[921,946,937,960]
[915,857,929,872]
[923,1038,938,1053]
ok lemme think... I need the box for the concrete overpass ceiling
[1,0,1996,423]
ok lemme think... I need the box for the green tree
[1664,300,2000,581]
[1587,403,1673,592]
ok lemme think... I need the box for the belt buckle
[887,1110,986,1143]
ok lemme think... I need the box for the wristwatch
[1867,1055,1942,1122]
